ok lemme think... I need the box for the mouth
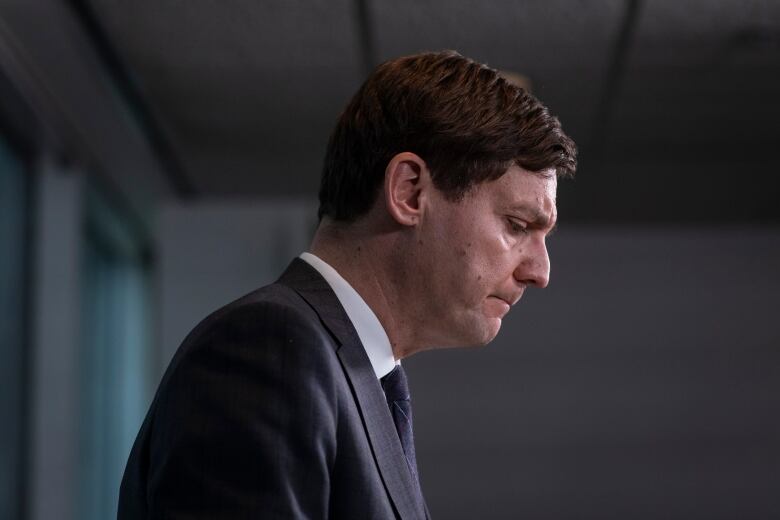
[493,292,523,307]
[493,296,512,306]
[487,296,511,316]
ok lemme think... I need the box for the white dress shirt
[299,252,398,379]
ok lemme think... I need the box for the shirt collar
[299,252,398,379]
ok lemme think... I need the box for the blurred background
[1,1,779,519]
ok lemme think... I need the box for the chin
[455,318,502,348]
[432,312,503,349]
[479,315,503,341]
[477,329,501,346]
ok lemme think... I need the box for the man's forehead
[501,165,556,190]
[498,171,557,225]
[499,168,557,200]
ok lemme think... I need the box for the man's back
[118,260,424,518]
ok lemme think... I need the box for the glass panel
[77,187,153,520]
[0,136,29,520]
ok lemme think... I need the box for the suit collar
[297,252,397,379]
[277,258,356,346]
[278,258,427,520]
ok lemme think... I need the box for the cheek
[462,232,511,270]
[452,245,502,302]
[424,208,505,295]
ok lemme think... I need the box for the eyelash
[506,218,529,235]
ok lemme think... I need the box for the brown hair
[318,50,577,222]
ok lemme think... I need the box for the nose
[513,236,550,289]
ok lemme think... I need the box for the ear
[383,152,430,226]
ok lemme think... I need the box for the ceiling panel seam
[590,0,643,163]
[353,0,378,77]
[67,0,197,198]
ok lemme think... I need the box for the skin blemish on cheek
[477,275,482,280]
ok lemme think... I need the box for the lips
[494,292,523,307]
[493,296,512,307]
[485,296,511,317]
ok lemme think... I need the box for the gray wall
[157,200,317,368]
[158,206,780,519]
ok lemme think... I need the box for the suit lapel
[279,259,426,520]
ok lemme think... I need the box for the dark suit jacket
[118,259,428,519]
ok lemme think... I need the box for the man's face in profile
[411,165,558,349]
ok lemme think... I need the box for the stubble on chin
[454,309,502,349]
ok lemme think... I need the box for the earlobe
[384,152,429,227]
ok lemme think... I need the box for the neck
[309,218,425,360]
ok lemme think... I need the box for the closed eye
[506,217,529,235]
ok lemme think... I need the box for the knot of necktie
[381,364,410,403]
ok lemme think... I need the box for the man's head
[313,51,577,354]
[318,50,576,223]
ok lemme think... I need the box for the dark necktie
[381,365,422,490]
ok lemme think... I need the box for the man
[119,50,576,519]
